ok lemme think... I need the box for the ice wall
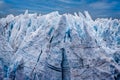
[0,11,120,80]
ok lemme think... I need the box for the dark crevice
[48,27,54,36]
[9,59,24,80]
[61,48,70,80]
[67,29,72,42]
[61,48,65,80]
[49,36,54,43]
[30,50,42,77]
[33,73,36,80]
[64,29,72,42]
[46,62,62,72]
[114,73,120,80]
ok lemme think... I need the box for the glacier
[0,11,120,80]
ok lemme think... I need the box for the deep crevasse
[0,11,120,80]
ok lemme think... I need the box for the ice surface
[0,11,120,80]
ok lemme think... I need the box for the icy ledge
[0,11,120,80]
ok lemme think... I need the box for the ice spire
[84,11,92,20]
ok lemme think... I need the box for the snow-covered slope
[0,11,120,80]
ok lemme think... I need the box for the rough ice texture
[0,11,120,80]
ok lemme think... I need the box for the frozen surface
[0,11,120,80]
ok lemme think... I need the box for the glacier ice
[0,11,120,80]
